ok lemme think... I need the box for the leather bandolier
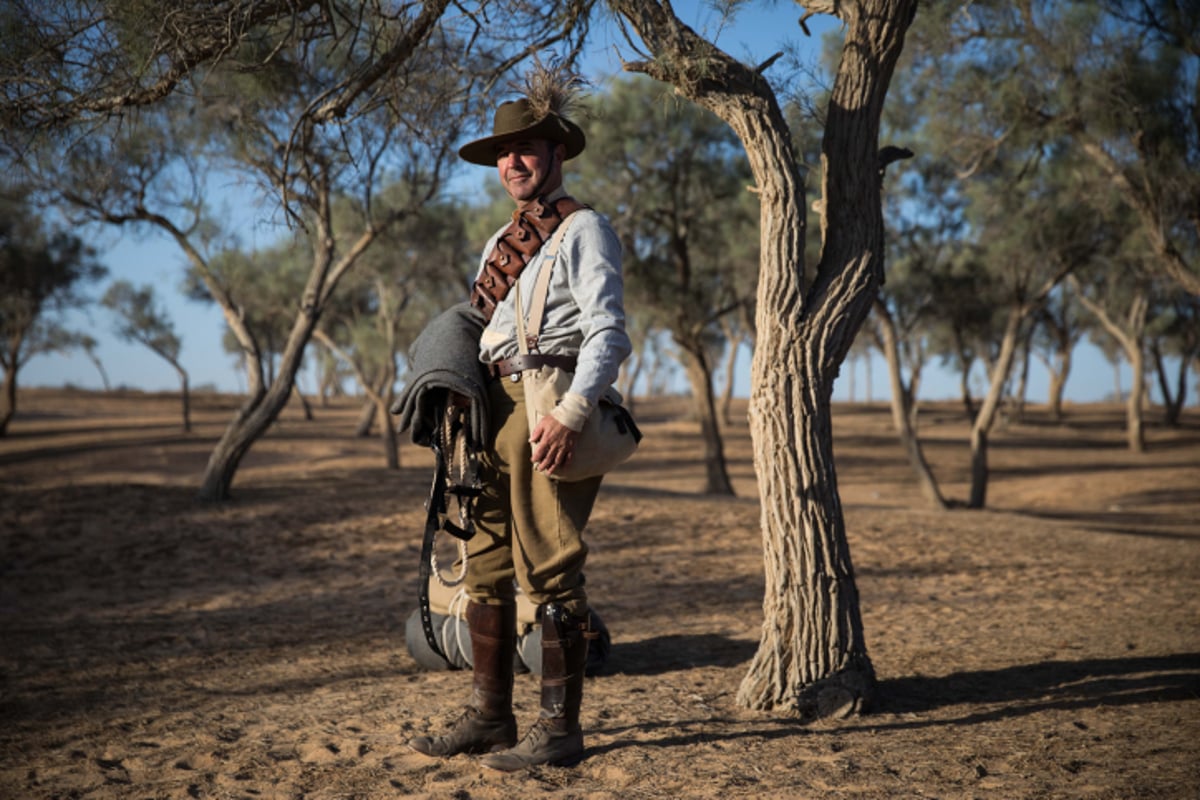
[470,195,585,322]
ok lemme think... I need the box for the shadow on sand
[587,645,1199,756]
[869,651,1200,727]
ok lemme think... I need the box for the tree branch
[6,1,320,130]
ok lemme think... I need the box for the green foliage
[106,0,167,73]
[908,0,1198,277]
[877,0,1200,397]
[464,181,517,256]
[184,238,308,361]
[573,76,758,346]
[0,187,107,369]
[325,194,474,378]
[101,281,183,363]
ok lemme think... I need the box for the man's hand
[529,414,580,476]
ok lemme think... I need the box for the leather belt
[490,353,577,380]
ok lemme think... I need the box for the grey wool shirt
[477,201,632,424]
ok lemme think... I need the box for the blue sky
[22,2,1139,404]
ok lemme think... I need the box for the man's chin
[504,176,537,196]
[507,188,538,204]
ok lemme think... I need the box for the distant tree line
[867,0,1199,508]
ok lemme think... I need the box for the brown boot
[481,603,589,771]
[409,601,518,757]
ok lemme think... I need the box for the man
[407,83,630,771]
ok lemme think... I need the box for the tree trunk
[1011,324,1032,422]
[968,310,1023,508]
[1168,354,1189,427]
[1047,369,1065,421]
[1072,280,1149,453]
[1126,344,1146,453]
[1045,347,1070,422]
[292,384,313,421]
[719,329,743,426]
[311,328,400,468]
[968,423,989,506]
[86,351,112,391]
[907,346,925,429]
[644,353,664,398]
[965,261,1075,507]
[742,0,915,716]
[355,398,376,437]
[198,307,320,501]
[375,394,399,470]
[614,0,915,717]
[175,364,191,433]
[868,352,878,402]
[677,338,734,495]
[874,300,947,509]
[956,343,976,420]
[199,394,271,501]
[0,353,17,436]
[1151,342,1187,427]
[618,342,645,416]
[1151,343,1169,423]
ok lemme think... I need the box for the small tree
[78,334,112,391]
[315,198,470,469]
[872,152,963,508]
[958,171,1084,508]
[1070,261,1157,454]
[0,190,106,434]
[101,281,191,432]
[1031,284,1087,422]
[1147,293,1200,427]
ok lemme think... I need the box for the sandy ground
[1,388,1197,799]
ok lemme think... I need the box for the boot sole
[408,737,517,758]
[408,734,516,762]
[480,749,585,771]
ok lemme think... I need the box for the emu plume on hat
[458,62,587,166]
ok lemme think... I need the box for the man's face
[496,138,563,204]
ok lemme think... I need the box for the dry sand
[1,388,1197,799]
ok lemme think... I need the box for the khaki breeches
[465,376,602,617]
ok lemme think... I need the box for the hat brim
[458,114,586,166]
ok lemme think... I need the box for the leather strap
[490,353,578,379]
[418,438,450,660]
[470,196,585,321]
[418,405,481,661]
[524,211,575,340]
[514,211,579,355]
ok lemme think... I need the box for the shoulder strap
[514,210,579,353]
[526,209,577,337]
